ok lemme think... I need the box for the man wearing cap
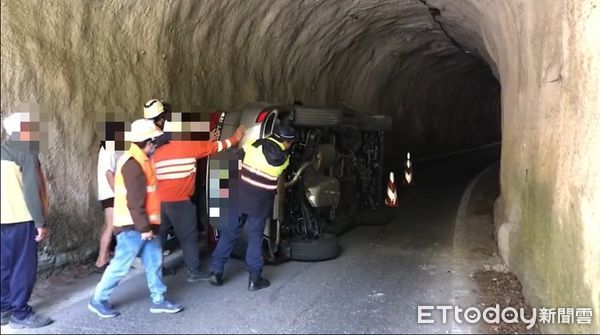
[142,99,246,282]
[208,124,296,291]
[1,111,52,328]
[89,119,183,318]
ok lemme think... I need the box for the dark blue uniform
[210,135,291,278]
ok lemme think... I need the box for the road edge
[449,161,503,334]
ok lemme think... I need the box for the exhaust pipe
[285,161,313,188]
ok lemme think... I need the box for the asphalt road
[5,148,500,334]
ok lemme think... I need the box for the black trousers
[159,200,201,270]
[1,221,37,320]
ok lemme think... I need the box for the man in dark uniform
[208,125,296,291]
[1,112,52,328]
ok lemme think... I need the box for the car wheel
[289,233,340,261]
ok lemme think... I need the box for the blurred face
[153,112,170,130]
[154,118,165,130]
[18,121,40,141]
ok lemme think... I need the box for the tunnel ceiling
[133,0,503,161]
[166,0,503,158]
[1,0,502,159]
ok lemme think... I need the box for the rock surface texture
[1,0,598,332]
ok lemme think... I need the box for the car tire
[290,233,340,261]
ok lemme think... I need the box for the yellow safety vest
[113,144,161,227]
[240,137,289,190]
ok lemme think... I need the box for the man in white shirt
[95,141,120,271]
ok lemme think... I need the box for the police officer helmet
[272,125,296,142]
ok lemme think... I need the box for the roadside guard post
[385,171,398,207]
[403,152,413,186]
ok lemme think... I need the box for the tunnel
[1,0,598,333]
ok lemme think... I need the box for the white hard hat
[2,112,25,136]
[143,99,165,119]
[127,118,163,142]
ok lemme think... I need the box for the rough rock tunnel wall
[1,0,598,332]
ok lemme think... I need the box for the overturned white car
[205,102,392,263]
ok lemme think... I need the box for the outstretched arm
[191,125,247,158]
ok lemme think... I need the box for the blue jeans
[93,230,166,304]
[210,214,267,277]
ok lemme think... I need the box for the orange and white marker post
[385,171,398,207]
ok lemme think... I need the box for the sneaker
[187,268,211,282]
[1,310,11,326]
[8,312,52,329]
[208,272,224,286]
[149,299,183,314]
[88,298,119,318]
